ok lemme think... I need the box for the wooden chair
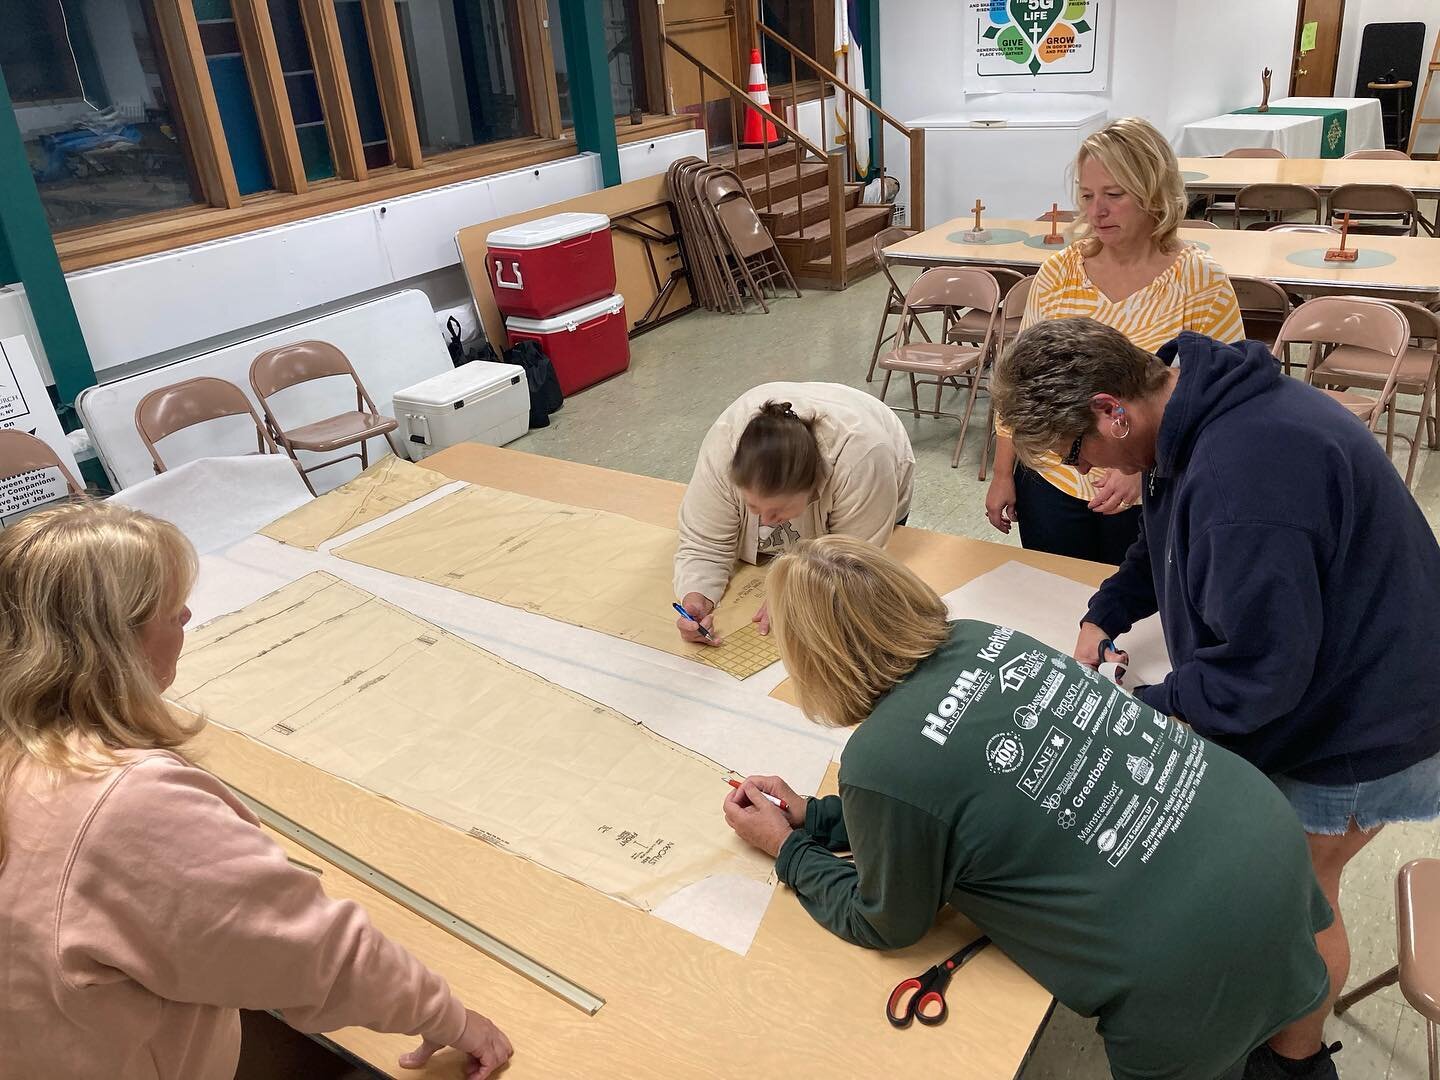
[134,376,282,475]
[878,267,1003,468]
[1335,859,1440,1078]
[866,226,927,382]
[1274,297,1411,446]
[1305,298,1439,488]
[1233,183,1322,230]
[249,341,403,496]
[0,429,82,497]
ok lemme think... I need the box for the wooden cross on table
[1324,213,1359,262]
[1043,201,1066,245]
[972,199,986,232]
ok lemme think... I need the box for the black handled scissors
[885,935,991,1029]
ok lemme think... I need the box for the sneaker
[1243,1041,1342,1080]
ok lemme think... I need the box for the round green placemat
[1181,170,1208,182]
[945,228,1032,246]
[1285,247,1398,270]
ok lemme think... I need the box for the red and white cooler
[485,212,615,320]
[505,294,629,397]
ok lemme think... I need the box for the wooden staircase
[729,144,893,288]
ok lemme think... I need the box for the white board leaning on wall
[0,336,80,523]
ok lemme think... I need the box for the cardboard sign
[0,335,80,522]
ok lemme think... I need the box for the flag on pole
[834,0,871,177]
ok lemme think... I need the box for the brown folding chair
[1328,183,1423,236]
[1335,859,1440,1079]
[1274,296,1411,443]
[866,226,930,382]
[1305,298,1439,488]
[877,267,1003,468]
[0,429,82,497]
[947,267,1026,348]
[1231,275,1294,369]
[978,275,1035,482]
[702,170,801,314]
[1233,183,1322,230]
[249,341,403,496]
[1179,218,1221,229]
[134,376,282,475]
[1223,147,1288,158]
[1344,148,1411,160]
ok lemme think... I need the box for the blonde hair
[1071,116,1186,257]
[0,501,199,859]
[768,536,950,727]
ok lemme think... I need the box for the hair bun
[761,400,799,421]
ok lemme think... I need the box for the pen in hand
[672,601,715,641]
[725,776,788,812]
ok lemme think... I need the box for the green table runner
[1232,107,1347,158]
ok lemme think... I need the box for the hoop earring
[1111,416,1131,439]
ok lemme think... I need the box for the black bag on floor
[505,339,563,428]
[444,316,500,367]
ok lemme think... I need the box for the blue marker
[672,602,715,641]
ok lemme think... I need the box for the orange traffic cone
[740,48,786,149]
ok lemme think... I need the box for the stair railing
[754,21,926,233]
[662,34,850,289]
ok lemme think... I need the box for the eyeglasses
[1060,433,1084,467]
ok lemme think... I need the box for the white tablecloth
[1176,112,1322,157]
[1177,96,1386,158]
[1270,96,1385,154]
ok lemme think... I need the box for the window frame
[28,0,694,272]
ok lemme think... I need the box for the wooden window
[10,0,694,269]
[1,0,207,232]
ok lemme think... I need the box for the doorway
[1291,0,1346,97]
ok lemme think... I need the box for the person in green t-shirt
[723,536,1331,1080]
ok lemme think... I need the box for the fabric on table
[1233,107,1347,158]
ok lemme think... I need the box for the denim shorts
[1270,750,1440,835]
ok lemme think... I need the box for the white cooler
[393,361,529,461]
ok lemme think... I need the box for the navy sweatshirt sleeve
[1085,514,1159,637]
[1135,522,1324,766]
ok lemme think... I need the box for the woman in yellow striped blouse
[986,117,1244,564]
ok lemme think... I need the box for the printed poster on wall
[0,335,79,522]
[963,0,1113,93]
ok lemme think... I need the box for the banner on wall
[0,336,79,522]
[963,0,1113,93]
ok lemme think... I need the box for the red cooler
[505,294,629,396]
[486,212,615,319]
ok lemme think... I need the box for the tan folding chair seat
[1233,183,1322,230]
[1329,182,1423,236]
[1179,219,1221,229]
[1335,858,1440,1078]
[878,267,1003,468]
[1307,299,1439,487]
[866,226,928,382]
[134,376,282,475]
[1274,298,1411,463]
[0,429,83,496]
[1344,148,1411,160]
[249,341,403,496]
[947,267,1026,346]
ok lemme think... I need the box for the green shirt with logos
[775,620,1330,1080]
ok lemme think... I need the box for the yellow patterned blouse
[1011,242,1244,500]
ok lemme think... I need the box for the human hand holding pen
[723,775,804,857]
[674,594,722,645]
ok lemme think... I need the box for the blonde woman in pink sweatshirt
[0,501,512,1080]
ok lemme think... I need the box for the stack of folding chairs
[666,156,802,314]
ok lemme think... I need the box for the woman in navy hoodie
[992,317,1440,1080]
